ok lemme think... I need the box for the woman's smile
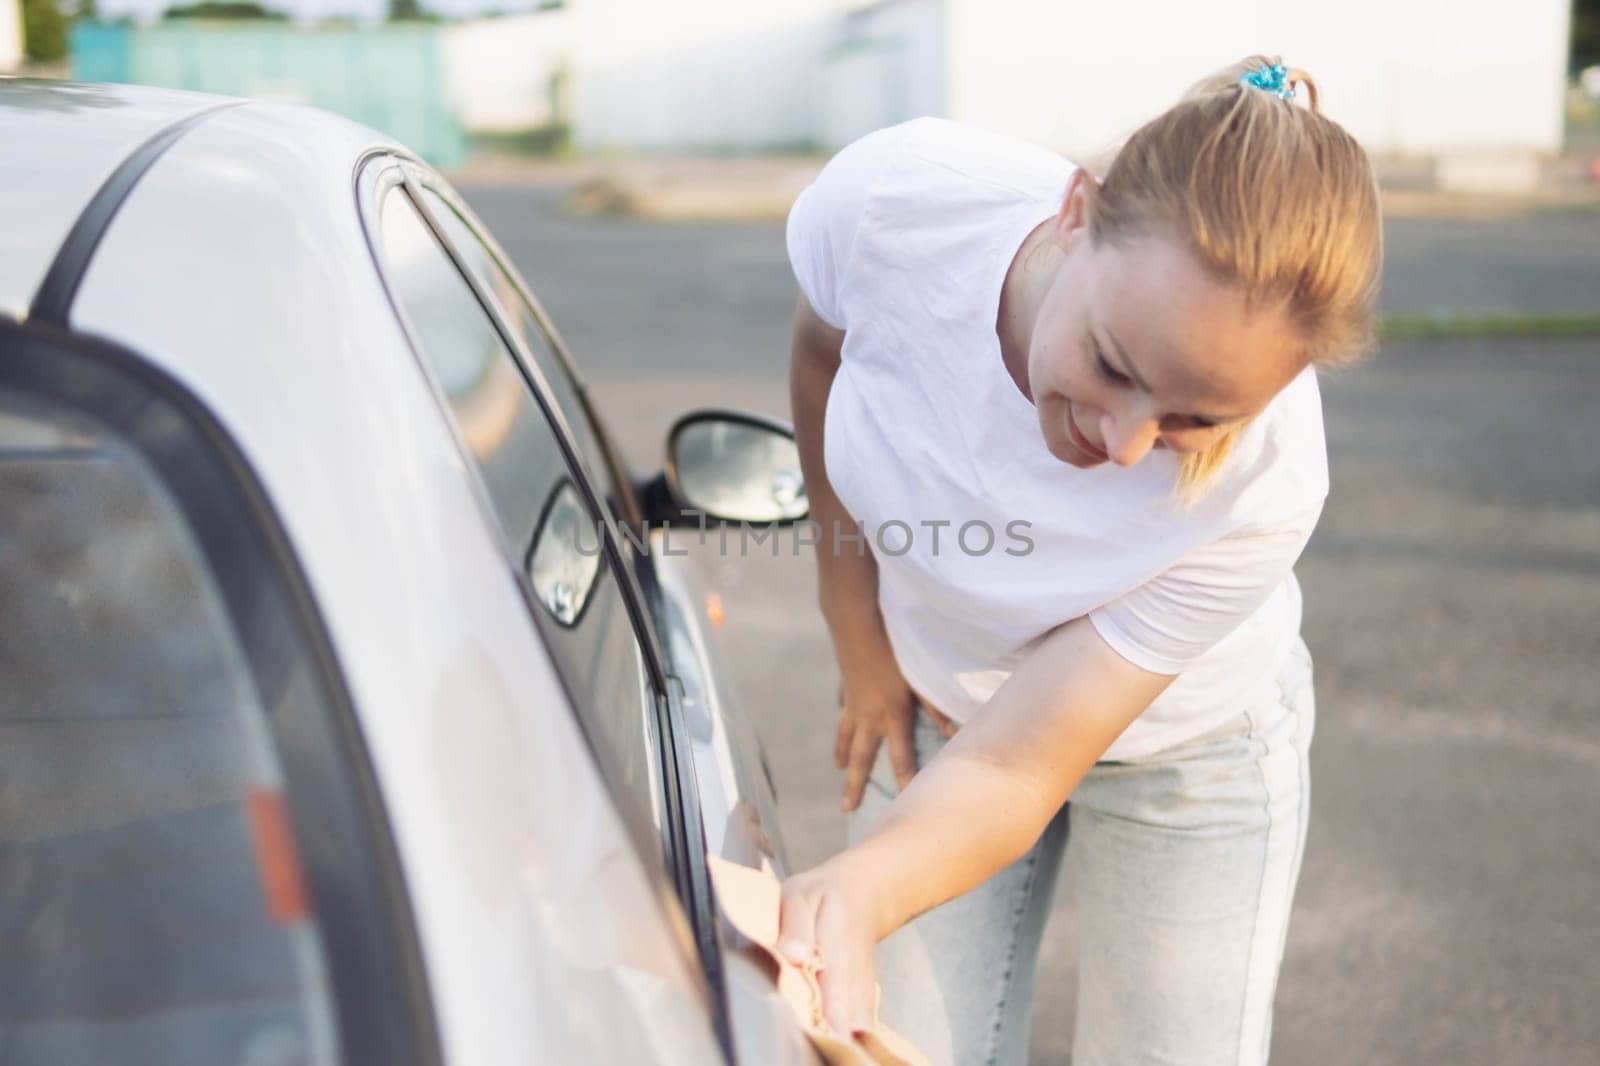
[1064,401,1110,464]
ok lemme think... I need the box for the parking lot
[458,181,1600,1066]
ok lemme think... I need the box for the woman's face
[1026,182,1309,469]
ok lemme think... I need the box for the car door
[364,159,745,1062]
[395,174,793,857]
[365,159,819,1065]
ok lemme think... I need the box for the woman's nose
[1099,409,1161,466]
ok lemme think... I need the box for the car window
[413,186,626,521]
[0,390,342,1065]
[377,186,669,871]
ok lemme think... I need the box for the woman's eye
[1095,352,1130,385]
[1160,414,1221,435]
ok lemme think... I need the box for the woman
[778,57,1381,1065]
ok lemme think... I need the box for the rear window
[0,389,337,1065]
[0,329,432,1066]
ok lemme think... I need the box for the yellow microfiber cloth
[707,855,928,1066]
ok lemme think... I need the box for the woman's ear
[1050,168,1097,251]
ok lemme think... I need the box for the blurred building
[71,19,473,165]
[570,0,837,151]
[68,8,574,167]
[443,8,574,136]
[570,0,1573,175]
[2,0,21,73]
[50,0,1574,183]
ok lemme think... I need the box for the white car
[0,79,820,1066]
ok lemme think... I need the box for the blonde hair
[1086,55,1383,501]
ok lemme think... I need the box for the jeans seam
[1233,667,1290,1066]
[983,846,1041,1066]
[1258,651,1311,1063]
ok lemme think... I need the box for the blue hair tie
[1239,63,1296,101]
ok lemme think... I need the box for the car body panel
[67,99,724,1065]
[0,79,222,319]
[650,538,789,874]
[650,542,821,1065]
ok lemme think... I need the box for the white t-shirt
[786,117,1328,761]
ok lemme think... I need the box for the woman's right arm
[788,293,934,812]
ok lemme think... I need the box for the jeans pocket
[915,711,949,756]
[865,713,950,800]
[864,745,899,800]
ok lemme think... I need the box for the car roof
[0,78,237,320]
[4,79,418,400]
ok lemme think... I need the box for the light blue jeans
[848,636,1316,1066]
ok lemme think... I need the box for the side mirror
[661,410,809,525]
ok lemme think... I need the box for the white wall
[567,0,1570,159]
[571,0,845,151]
[818,0,945,148]
[442,10,577,133]
[944,0,1572,162]
[1,0,23,74]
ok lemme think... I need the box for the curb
[1379,311,1600,340]
[450,156,1600,223]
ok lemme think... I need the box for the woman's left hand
[778,863,882,1040]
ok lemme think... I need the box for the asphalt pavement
[458,181,1600,1066]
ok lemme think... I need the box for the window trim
[400,173,646,535]
[0,313,442,1066]
[401,168,669,685]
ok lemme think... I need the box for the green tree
[1576,0,1600,72]
[163,2,288,19]
[22,0,69,62]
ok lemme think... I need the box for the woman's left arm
[777,614,1174,1037]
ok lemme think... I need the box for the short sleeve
[785,123,912,330]
[1087,506,1323,676]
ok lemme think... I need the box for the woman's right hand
[834,654,958,811]
[834,657,916,812]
